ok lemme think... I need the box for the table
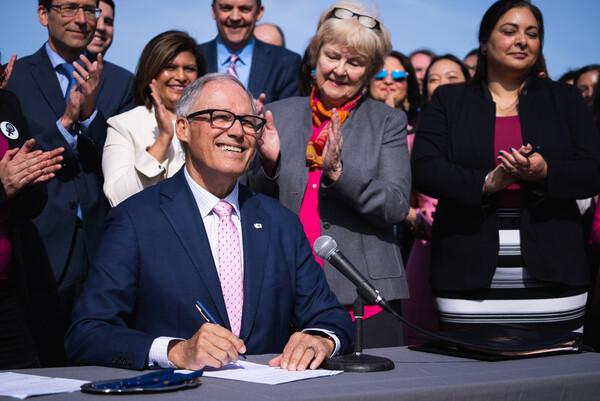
[2,347,600,400]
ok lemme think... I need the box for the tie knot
[229,53,239,64]
[213,200,233,218]
[58,63,76,77]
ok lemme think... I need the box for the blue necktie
[57,63,83,221]
[58,63,77,103]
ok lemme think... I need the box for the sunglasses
[375,70,409,83]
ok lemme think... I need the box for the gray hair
[175,73,257,117]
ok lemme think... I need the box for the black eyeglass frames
[186,109,266,135]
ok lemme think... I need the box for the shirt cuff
[148,336,182,369]
[302,328,341,357]
[78,108,98,132]
[55,119,78,153]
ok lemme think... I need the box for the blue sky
[1,0,599,81]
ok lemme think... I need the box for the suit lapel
[247,40,271,98]
[159,170,231,329]
[202,39,219,73]
[29,46,66,118]
[238,186,269,340]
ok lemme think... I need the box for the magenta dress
[401,134,439,344]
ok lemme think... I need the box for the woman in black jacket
[412,0,600,332]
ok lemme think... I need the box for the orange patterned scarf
[307,86,365,170]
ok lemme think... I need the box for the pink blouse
[495,116,523,207]
[0,135,13,279]
[299,124,382,320]
[591,203,600,253]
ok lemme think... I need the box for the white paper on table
[0,372,87,399]
[179,361,343,385]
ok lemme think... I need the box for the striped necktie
[227,53,239,79]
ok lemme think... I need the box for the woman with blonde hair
[246,1,410,347]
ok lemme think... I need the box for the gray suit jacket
[245,96,410,304]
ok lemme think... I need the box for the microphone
[314,235,393,313]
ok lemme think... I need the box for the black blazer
[412,78,600,291]
[0,89,46,295]
[199,37,300,104]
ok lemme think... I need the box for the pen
[524,145,540,158]
[195,300,247,360]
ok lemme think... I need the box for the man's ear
[255,5,264,23]
[38,5,49,27]
[175,117,189,144]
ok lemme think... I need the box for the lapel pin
[254,223,262,229]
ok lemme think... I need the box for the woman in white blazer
[102,31,206,206]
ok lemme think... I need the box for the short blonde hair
[309,1,391,80]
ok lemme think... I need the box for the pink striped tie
[227,53,239,79]
[213,200,243,336]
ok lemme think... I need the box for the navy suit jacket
[199,38,300,103]
[65,168,353,369]
[8,45,133,283]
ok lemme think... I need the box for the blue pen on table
[195,300,247,360]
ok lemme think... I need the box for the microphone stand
[322,295,394,372]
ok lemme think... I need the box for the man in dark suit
[8,0,133,366]
[199,0,300,104]
[65,73,352,371]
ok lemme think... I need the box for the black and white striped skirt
[434,208,587,332]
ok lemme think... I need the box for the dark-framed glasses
[186,109,266,136]
[49,3,102,19]
[331,7,381,30]
[375,70,409,83]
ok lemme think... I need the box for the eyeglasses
[186,109,266,136]
[49,3,102,19]
[375,70,409,83]
[331,7,381,30]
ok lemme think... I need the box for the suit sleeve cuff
[302,328,341,357]
[135,149,168,179]
[148,336,182,369]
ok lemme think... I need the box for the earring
[311,69,316,78]
[481,48,487,55]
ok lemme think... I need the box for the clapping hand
[0,139,63,198]
[322,108,343,182]
[256,110,280,177]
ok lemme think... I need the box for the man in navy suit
[65,73,353,371]
[199,0,300,104]
[8,0,133,366]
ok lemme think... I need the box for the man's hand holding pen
[166,323,247,370]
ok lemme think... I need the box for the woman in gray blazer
[246,1,410,348]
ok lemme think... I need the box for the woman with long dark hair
[412,0,600,332]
